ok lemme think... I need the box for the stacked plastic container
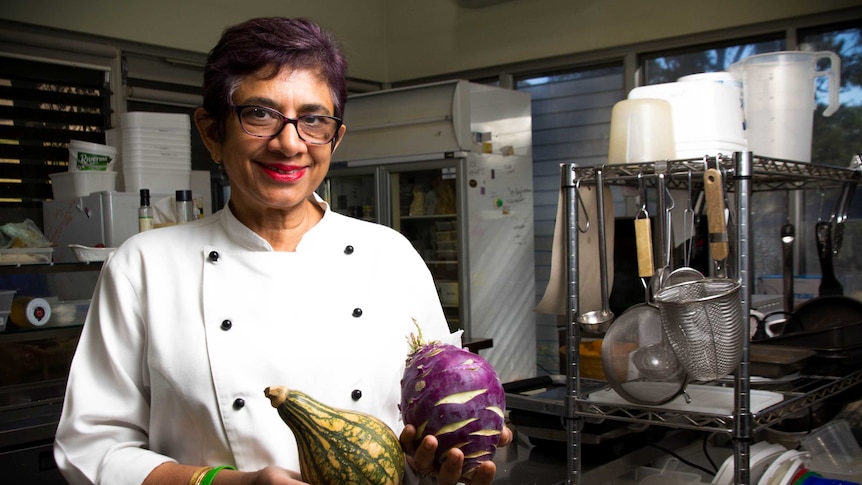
[121,112,192,194]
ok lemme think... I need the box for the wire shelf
[567,154,860,192]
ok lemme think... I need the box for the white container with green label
[68,139,117,171]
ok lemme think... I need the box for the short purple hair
[201,17,347,140]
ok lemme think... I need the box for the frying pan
[781,295,862,335]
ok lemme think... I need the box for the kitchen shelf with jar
[0,257,102,468]
[556,152,862,484]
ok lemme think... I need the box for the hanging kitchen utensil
[816,219,843,297]
[829,174,857,256]
[650,174,675,295]
[634,177,654,290]
[823,156,860,274]
[601,181,688,406]
[664,169,705,287]
[577,169,614,332]
[704,167,729,278]
[654,167,743,381]
[781,217,795,314]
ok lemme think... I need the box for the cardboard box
[758,274,821,306]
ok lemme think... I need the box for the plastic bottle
[175,189,195,224]
[10,296,52,328]
[138,188,153,232]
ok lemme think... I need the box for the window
[640,36,784,84]
[0,55,111,216]
[802,22,862,166]
[515,65,625,374]
[800,23,862,296]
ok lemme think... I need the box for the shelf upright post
[734,151,754,485]
[561,162,582,485]
[655,171,670,277]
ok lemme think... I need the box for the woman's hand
[145,463,306,485]
[400,424,513,485]
[235,465,306,484]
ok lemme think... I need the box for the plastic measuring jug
[729,50,840,162]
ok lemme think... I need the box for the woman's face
[202,67,345,220]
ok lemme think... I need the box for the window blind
[0,55,111,207]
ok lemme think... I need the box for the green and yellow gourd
[264,386,405,485]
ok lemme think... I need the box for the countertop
[492,425,704,484]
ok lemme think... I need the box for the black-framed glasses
[233,105,342,145]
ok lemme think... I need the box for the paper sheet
[535,185,615,315]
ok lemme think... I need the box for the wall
[1,0,859,83]
[0,0,388,81]
[382,0,862,80]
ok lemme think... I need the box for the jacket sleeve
[53,256,173,485]
[394,230,461,347]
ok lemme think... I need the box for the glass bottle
[138,189,153,232]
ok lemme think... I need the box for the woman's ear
[194,107,223,163]
[330,123,347,154]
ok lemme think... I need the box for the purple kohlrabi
[399,321,506,480]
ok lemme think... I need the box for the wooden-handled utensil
[704,168,729,278]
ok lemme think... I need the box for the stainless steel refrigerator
[321,80,536,383]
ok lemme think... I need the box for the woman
[54,17,509,485]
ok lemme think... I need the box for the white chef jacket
[54,196,457,485]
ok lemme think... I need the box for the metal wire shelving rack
[559,152,862,485]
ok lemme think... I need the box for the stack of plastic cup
[801,419,862,482]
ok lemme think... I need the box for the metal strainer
[654,167,743,381]
[654,278,743,381]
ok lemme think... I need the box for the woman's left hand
[400,424,513,485]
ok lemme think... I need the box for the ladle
[632,341,685,380]
[577,169,614,332]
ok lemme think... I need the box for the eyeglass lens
[238,106,339,144]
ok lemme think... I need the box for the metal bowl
[577,309,614,333]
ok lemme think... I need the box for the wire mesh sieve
[654,277,743,381]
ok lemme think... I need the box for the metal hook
[817,186,827,222]
[575,179,590,233]
[665,184,675,212]
[636,173,649,219]
[683,170,695,266]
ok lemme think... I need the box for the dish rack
[558,152,862,484]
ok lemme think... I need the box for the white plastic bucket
[68,140,118,171]
[607,98,675,164]
[629,78,746,160]
[121,111,191,130]
[49,171,117,199]
[729,50,841,163]
[124,166,191,194]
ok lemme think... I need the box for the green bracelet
[200,465,235,485]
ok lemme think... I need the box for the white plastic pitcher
[729,51,840,162]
